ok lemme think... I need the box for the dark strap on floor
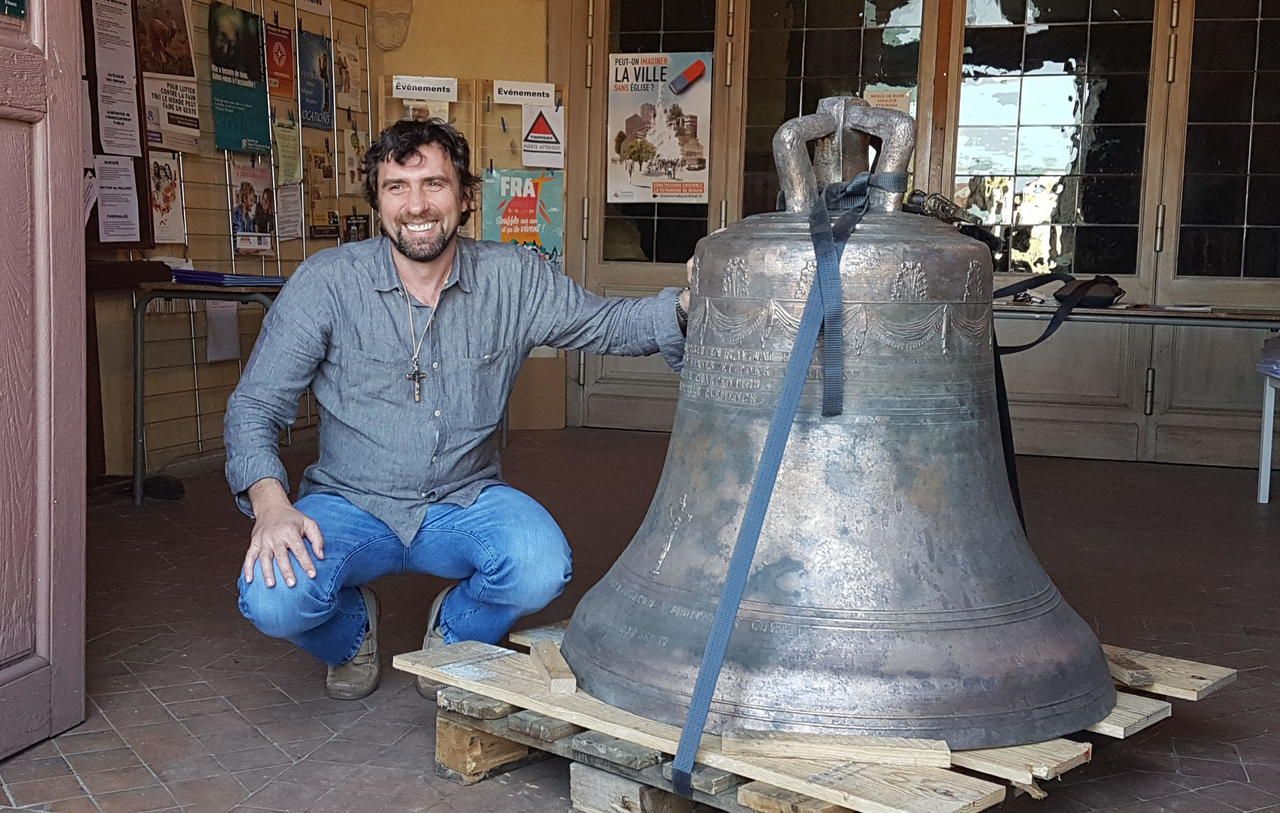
[669,172,898,797]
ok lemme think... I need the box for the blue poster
[298,31,334,130]
[482,170,565,273]
[208,2,271,154]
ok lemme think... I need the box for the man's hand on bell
[243,501,325,588]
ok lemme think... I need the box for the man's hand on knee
[243,480,325,588]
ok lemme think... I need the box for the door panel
[0,0,87,759]
[568,0,735,429]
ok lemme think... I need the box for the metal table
[133,284,278,505]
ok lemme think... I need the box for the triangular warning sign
[525,111,560,144]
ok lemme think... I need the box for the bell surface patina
[560,99,1115,749]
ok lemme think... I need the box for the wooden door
[562,0,742,429]
[0,0,87,759]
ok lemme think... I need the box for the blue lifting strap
[669,170,905,797]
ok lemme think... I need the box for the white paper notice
[522,105,565,169]
[276,183,303,240]
[83,171,99,227]
[92,0,136,76]
[92,0,142,156]
[93,155,141,242]
[205,300,242,362]
[98,74,142,156]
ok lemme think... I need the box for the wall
[372,0,547,80]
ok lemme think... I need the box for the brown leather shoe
[325,586,381,700]
[415,584,454,699]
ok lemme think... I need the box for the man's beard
[392,220,456,263]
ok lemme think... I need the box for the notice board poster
[606,52,712,204]
[208,2,271,154]
[482,169,564,273]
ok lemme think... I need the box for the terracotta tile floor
[2,428,1278,813]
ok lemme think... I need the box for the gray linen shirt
[224,236,686,544]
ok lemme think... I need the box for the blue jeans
[237,485,572,666]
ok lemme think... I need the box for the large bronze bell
[561,99,1116,749]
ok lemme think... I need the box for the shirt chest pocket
[331,343,411,405]
[451,349,509,429]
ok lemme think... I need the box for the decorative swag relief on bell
[561,98,1115,749]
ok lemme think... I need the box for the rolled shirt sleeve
[223,264,333,517]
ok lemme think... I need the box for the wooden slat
[951,740,1090,785]
[1105,652,1155,688]
[393,643,1005,813]
[507,709,582,743]
[571,762,695,813]
[1102,645,1237,700]
[531,639,577,694]
[1085,693,1171,738]
[508,620,568,649]
[738,782,849,813]
[437,687,517,720]
[723,731,949,770]
[662,760,746,795]
[574,731,664,770]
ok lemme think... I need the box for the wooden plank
[507,709,583,743]
[446,710,749,812]
[571,762,696,813]
[394,643,1006,813]
[663,761,746,795]
[509,620,569,649]
[722,731,950,769]
[1085,692,1172,739]
[574,731,664,770]
[532,639,577,694]
[951,740,1091,785]
[1105,652,1155,689]
[437,687,518,720]
[1102,645,1237,700]
[434,715,538,785]
[738,782,849,813]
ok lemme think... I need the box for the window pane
[742,0,922,216]
[1024,23,1087,74]
[1244,228,1280,277]
[1178,228,1244,276]
[1026,0,1089,24]
[1181,175,1247,226]
[958,0,1152,275]
[606,0,716,263]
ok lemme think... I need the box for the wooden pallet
[392,625,1235,813]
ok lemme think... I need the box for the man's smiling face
[377,143,469,264]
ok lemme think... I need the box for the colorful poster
[334,41,362,111]
[208,2,271,154]
[607,52,712,203]
[341,128,368,196]
[298,31,334,130]
[305,145,339,238]
[272,111,302,185]
[229,154,275,255]
[148,152,185,243]
[522,106,564,169]
[265,24,295,99]
[482,169,564,273]
[135,0,199,152]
